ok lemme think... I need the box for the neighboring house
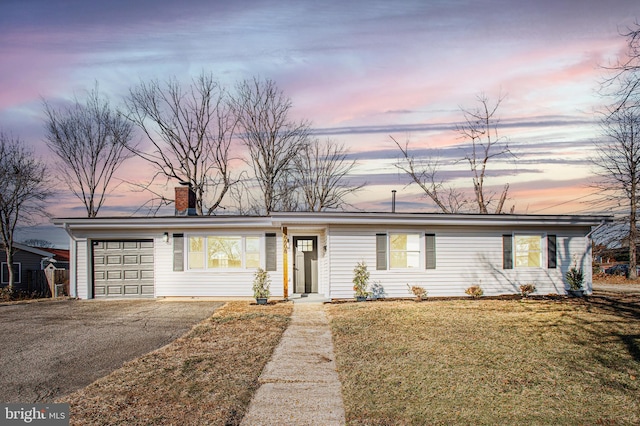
[52,187,611,300]
[0,243,69,293]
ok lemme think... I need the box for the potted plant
[565,263,584,297]
[353,261,370,301]
[407,284,427,301]
[519,283,536,298]
[253,267,271,305]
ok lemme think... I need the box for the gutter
[586,220,607,239]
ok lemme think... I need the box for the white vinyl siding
[155,229,285,298]
[325,226,591,299]
[77,239,88,299]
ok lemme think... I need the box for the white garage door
[92,240,154,298]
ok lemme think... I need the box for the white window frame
[513,234,545,269]
[1,262,21,284]
[185,234,263,271]
[388,232,422,270]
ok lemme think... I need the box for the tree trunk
[5,248,15,294]
[629,184,638,280]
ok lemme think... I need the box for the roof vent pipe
[392,190,397,213]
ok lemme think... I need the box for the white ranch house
[54,205,610,300]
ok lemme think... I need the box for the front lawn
[59,301,292,425]
[327,297,640,425]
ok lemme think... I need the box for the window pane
[208,237,241,268]
[246,237,260,253]
[390,233,420,269]
[246,237,261,268]
[390,252,407,268]
[515,235,541,268]
[407,251,420,268]
[390,234,406,250]
[406,234,420,251]
[188,237,204,269]
[246,253,261,269]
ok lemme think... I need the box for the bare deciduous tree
[393,93,512,214]
[0,131,49,293]
[234,77,310,213]
[595,24,640,280]
[125,72,236,215]
[43,86,133,217]
[602,23,640,113]
[456,93,512,214]
[293,138,364,211]
[593,107,640,280]
[391,136,463,213]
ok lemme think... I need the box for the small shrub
[252,267,271,299]
[566,266,584,290]
[407,284,427,301]
[465,285,484,298]
[352,261,370,298]
[0,286,12,301]
[520,283,536,297]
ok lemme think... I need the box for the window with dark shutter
[503,234,513,269]
[265,233,277,271]
[425,234,436,269]
[173,233,184,271]
[547,235,557,269]
[376,234,387,270]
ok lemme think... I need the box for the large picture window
[187,235,261,270]
[514,235,542,268]
[390,233,420,269]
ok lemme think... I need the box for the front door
[293,236,318,294]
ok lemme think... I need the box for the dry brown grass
[59,301,292,426]
[594,272,640,285]
[327,298,640,425]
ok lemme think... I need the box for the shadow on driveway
[0,299,222,403]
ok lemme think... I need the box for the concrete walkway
[241,297,346,426]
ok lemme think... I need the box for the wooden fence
[25,269,70,297]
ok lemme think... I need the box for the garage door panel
[93,240,154,298]
[124,285,140,295]
[141,285,154,295]
[107,285,122,295]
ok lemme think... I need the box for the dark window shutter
[425,234,436,269]
[503,235,513,269]
[376,234,387,270]
[265,233,277,271]
[547,235,557,269]
[173,233,184,271]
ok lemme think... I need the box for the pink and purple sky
[1,0,639,244]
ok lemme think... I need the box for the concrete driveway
[0,299,222,403]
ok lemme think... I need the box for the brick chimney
[175,183,197,216]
